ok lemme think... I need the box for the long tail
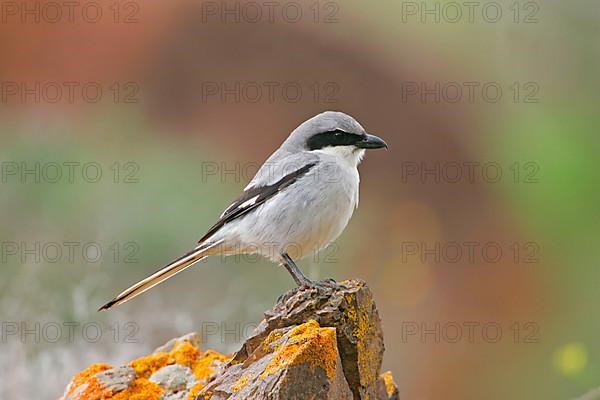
[98,242,221,311]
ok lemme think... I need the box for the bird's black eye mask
[306,129,365,150]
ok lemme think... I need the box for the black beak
[356,133,388,149]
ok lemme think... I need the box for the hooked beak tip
[357,133,388,150]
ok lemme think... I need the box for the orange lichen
[130,352,171,379]
[188,383,205,400]
[231,374,250,392]
[263,330,284,349]
[124,339,229,400]
[66,368,162,400]
[172,340,202,367]
[261,320,338,380]
[130,339,204,379]
[346,294,379,386]
[381,371,397,397]
[129,338,230,383]
[111,379,162,400]
[74,377,111,400]
[191,349,230,382]
[66,363,112,397]
[67,338,231,400]
[196,390,213,400]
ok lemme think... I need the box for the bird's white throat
[313,145,365,167]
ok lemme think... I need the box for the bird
[99,111,387,311]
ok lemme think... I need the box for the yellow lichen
[261,320,338,380]
[67,368,163,400]
[191,349,231,382]
[353,304,377,385]
[67,337,232,400]
[74,377,111,400]
[381,371,397,397]
[188,383,205,400]
[172,340,202,367]
[347,295,379,386]
[231,374,250,392]
[111,379,162,400]
[130,339,205,379]
[130,351,171,379]
[263,330,284,348]
[195,389,213,400]
[66,363,112,396]
[287,320,317,338]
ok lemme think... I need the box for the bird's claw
[300,278,340,291]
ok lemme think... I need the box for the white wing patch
[220,195,260,218]
[239,195,259,209]
[200,162,317,244]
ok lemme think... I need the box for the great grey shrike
[99,111,387,311]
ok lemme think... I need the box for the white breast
[217,152,361,261]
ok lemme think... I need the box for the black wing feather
[198,162,316,243]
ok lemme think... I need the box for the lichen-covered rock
[61,333,230,400]
[62,279,399,400]
[150,364,198,399]
[198,320,353,399]
[232,279,386,399]
[377,371,400,400]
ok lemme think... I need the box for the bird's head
[283,111,388,166]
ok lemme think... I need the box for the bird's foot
[277,278,348,303]
[300,277,342,291]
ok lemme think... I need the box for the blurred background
[0,0,598,398]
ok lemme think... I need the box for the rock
[61,334,229,400]
[94,366,137,393]
[199,319,354,399]
[149,364,198,399]
[230,279,386,399]
[61,279,399,400]
[62,363,162,400]
[153,332,202,354]
[376,371,400,400]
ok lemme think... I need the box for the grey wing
[198,156,318,244]
[245,150,320,189]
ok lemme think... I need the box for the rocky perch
[61,279,399,400]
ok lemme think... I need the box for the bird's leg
[280,253,312,286]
